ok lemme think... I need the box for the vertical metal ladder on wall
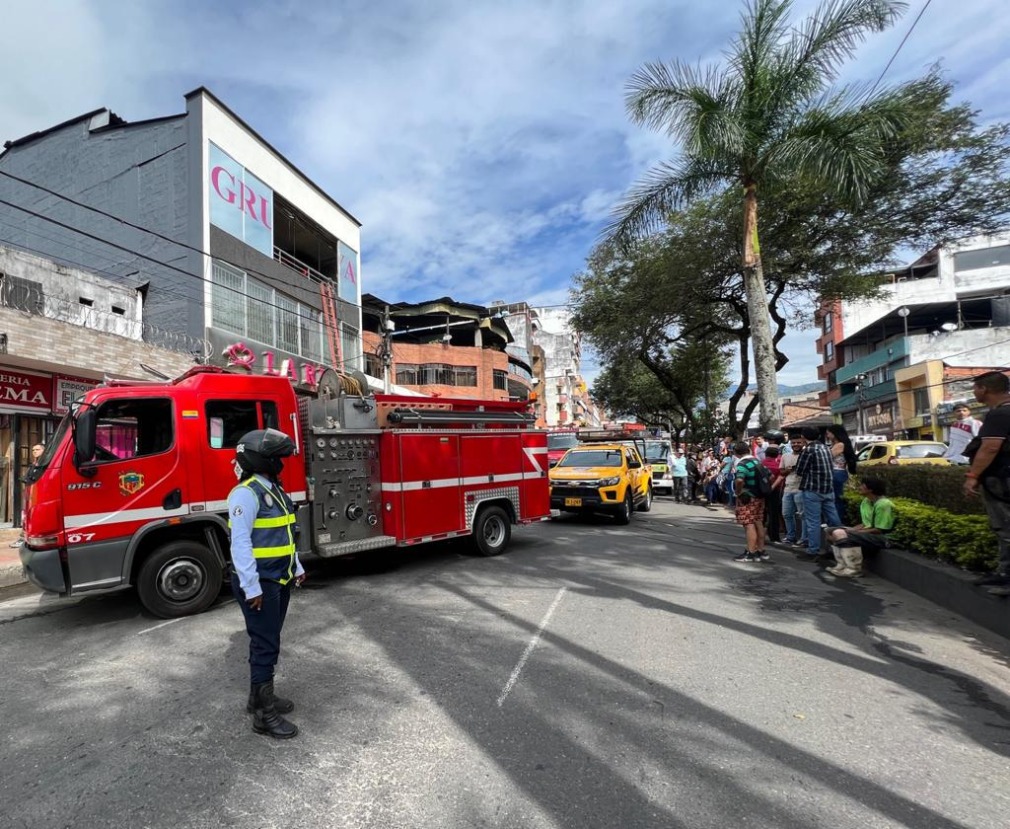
[320,281,343,371]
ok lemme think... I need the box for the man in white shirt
[944,404,982,464]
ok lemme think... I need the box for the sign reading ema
[209,143,274,257]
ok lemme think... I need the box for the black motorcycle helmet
[236,428,295,479]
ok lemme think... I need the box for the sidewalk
[0,528,27,589]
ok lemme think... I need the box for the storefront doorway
[3,414,58,528]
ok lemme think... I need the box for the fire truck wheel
[638,485,653,512]
[615,492,633,525]
[472,505,511,556]
[136,541,223,618]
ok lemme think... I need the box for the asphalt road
[2,500,1009,829]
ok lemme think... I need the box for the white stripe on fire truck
[380,473,541,493]
[64,488,310,529]
[65,505,190,528]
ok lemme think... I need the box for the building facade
[822,234,1010,437]
[0,87,363,391]
[0,243,194,525]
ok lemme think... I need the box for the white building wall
[841,232,1010,338]
[908,325,1010,366]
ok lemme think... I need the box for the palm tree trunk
[742,184,781,430]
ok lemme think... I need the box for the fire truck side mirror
[73,408,97,470]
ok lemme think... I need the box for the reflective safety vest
[231,477,297,585]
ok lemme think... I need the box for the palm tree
[609,0,909,429]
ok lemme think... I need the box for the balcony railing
[274,246,328,283]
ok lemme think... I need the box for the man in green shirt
[825,477,895,578]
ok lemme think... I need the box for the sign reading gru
[209,143,274,256]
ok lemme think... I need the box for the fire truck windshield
[556,449,623,468]
[23,411,72,485]
[547,433,579,451]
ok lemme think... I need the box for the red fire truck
[20,367,550,618]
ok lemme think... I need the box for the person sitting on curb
[824,477,895,578]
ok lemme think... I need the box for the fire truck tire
[136,541,223,619]
[472,505,511,556]
[637,485,653,512]
[615,492,633,525]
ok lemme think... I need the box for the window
[954,245,1010,273]
[210,259,323,360]
[1,274,44,313]
[205,400,279,449]
[493,369,508,391]
[395,364,419,385]
[823,312,833,333]
[93,398,173,461]
[824,341,834,361]
[340,323,360,371]
[913,388,931,416]
[365,352,383,378]
[275,293,299,353]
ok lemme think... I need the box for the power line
[867,0,933,97]
[0,196,356,368]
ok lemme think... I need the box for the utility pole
[381,305,394,393]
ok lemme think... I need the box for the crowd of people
[682,424,884,575]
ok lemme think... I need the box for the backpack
[744,459,773,497]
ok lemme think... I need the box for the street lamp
[897,306,910,338]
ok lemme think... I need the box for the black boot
[251,681,298,739]
[247,685,294,714]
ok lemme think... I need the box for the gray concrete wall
[0,116,203,341]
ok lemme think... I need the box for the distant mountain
[743,381,823,396]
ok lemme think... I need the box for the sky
[2,0,1008,387]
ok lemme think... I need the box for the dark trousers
[232,575,291,685]
[764,489,782,542]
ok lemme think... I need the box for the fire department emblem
[119,471,146,496]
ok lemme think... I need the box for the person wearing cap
[229,428,305,739]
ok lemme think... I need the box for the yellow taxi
[549,442,653,524]
[856,440,950,466]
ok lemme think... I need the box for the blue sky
[2,0,1008,386]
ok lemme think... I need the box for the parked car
[856,440,950,466]
[644,439,673,494]
[549,442,653,523]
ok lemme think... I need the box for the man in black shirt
[963,371,1010,595]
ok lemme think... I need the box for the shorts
[735,497,765,526]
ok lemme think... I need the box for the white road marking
[136,618,185,636]
[497,586,567,708]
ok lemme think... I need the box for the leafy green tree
[609,0,912,429]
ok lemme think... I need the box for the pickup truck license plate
[565,497,582,507]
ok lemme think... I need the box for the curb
[865,547,1009,641]
[0,560,27,589]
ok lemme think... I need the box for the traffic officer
[229,428,304,739]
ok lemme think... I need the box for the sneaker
[733,552,758,562]
[827,565,845,575]
[973,573,1010,587]
[791,541,807,549]
[781,537,796,545]
[757,551,772,562]
[835,569,863,578]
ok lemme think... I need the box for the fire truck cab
[20,367,550,618]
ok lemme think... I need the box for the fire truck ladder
[320,281,343,370]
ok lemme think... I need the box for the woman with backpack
[731,441,772,562]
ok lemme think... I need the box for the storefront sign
[865,402,895,433]
[208,329,328,392]
[209,143,274,257]
[337,241,358,302]
[0,368,52,411]
[54,376,99,415]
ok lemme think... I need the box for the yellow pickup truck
[549,441,653,524]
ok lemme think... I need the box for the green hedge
[852,465,983,515]
[843,490,997,572]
